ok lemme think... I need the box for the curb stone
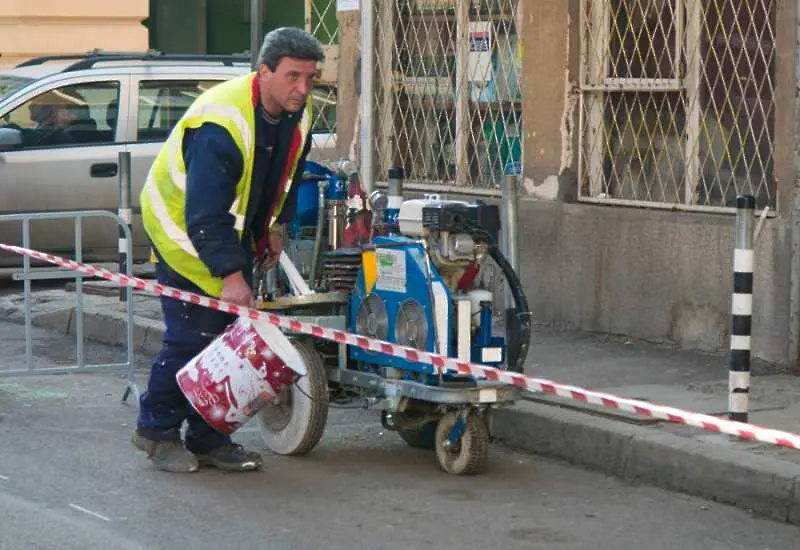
[492,400,800,525]
[59,308,164,358]
[0,299,164,360]
[138,318,165,356]
[30,308,74,334]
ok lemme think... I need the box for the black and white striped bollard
[729,195,755,423]
[118,151,132,302]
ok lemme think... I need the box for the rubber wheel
[256,339,329,455]
[397,419,437,450]
[434,410,489,475]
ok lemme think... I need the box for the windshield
[0,75,33,101]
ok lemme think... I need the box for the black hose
[488,245,531,373]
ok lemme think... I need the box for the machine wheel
[397,420,437,450]
[434,410,489,475]
[257,339,329,456]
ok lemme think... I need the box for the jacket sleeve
[275,131,313,225]
[183,123,248,279]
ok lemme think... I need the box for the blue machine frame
[349,235,505,379]
[350,236,442,376]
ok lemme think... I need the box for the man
[26,93,76,146]
[133,28,324,473]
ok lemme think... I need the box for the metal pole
[250,0,264,71]
[309,178,328,286]
[729,195,755,423]
[359,0,375,192]
[117,151,132,302]
[454,0,469,187]
[122,214,135,403]
[684,0,702,204]
[22,218,32,372]
[75,216,84,368]
[386,165,404,230]
[503,174,520,367]
[328,178,347,250]
[504,174,520,273]
[503,173,520,309]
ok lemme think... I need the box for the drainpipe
[359,0,375,193]
[790,189,800,368]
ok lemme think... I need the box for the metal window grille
[578,0,776,209]
[307,0,339,158]
[372,0,523,189]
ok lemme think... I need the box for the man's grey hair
[257,27,325,71]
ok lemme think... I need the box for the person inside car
[26,94,75,146]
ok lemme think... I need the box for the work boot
[194,444,263,472]
[131,431,199,473]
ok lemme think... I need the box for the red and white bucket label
[176,318,301,435]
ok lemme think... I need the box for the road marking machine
[5,167,800,475]
[252,161,532,475]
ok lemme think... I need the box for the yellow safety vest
[140,73,312,297]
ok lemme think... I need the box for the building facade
[342,0,799,366]
[517,0,797,366]
[0,0,149,68]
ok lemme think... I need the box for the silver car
[0,51,337,270]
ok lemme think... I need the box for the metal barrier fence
[578,0,776,210]
[0,211,137,402]
[367,0,523,191]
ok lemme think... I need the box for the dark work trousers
[136,259,238,454]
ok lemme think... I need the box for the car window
[137,80,224,142]
[0,75,33,101]
[1,81,120,148]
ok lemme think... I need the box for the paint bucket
[176,317,307,435]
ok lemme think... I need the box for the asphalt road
[0,320,799,550]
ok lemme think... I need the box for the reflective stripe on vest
[160,115,247,232]
[141,73,311,297]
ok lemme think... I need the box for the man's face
[258,57,317,115]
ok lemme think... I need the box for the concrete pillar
[336,8,360,160]
[520,0,576,193]
[774,0,798,218]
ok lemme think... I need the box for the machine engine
[397,199,500,290]
[277,164,530,375]
[348,196,518,375]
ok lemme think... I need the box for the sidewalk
[1,283,799,525]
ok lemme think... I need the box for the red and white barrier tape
[4,242,800,451]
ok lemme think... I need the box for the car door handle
[90,163,118,178]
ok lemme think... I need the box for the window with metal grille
[373,0,523,190]
[308,0,339,159]
[578,0,776,210]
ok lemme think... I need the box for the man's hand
[263,225,285,270]
[221,271,254,307]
